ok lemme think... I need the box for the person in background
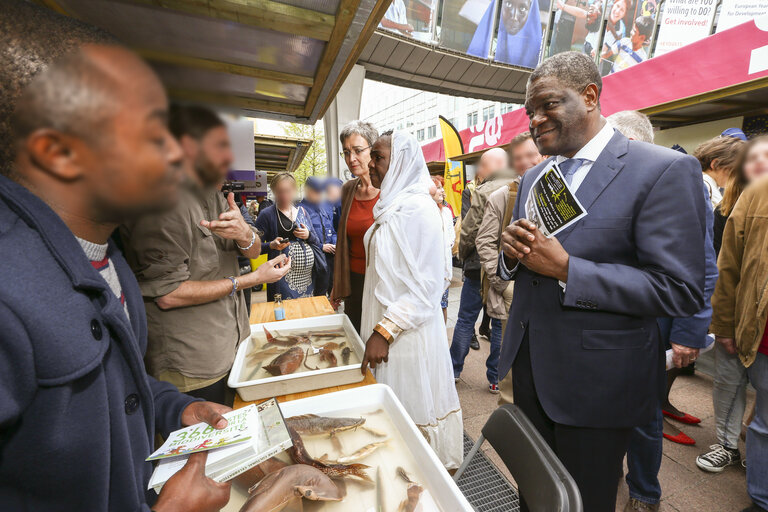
[452,147,511,393]
[360,130,463,469]
[378,0,413,36]
[599,0,629,71]
[331,121,380,334]
[710,176,768,512]
[602,16,653,74]
[508,130,545,177]
[606,111,717,512]
[122,105,289,405]
[299,175,336,296]
[0,3,231,510]
[255,172,327,300]
[247,199,259,219]
[697,136,768,474]
[431,176,455,323]
[475,131,542,405]
[325,176,343,232]
[500,52,706,511]
[257,194,273,214]
[694,135,746,209]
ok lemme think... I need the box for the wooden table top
[235,295,376,409]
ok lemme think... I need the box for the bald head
[476,147,509,181]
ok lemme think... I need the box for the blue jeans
[449,276,502,384]
[746,352,768,509]
[625,407,663,504]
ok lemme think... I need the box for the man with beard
[0,2,232,510]
[122,105,290,406]
[498,52,707,511]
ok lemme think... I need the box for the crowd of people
[1,2,767,512]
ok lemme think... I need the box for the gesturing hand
[501,219,570,282]
[153,452,231,512]
[361,331,389,375]
[252,255,291,284]
[200,192,253,247]
[181,401,232,429]
[293,223,310,240]
[669,342,699,368]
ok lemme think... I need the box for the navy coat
[0,175,198,510]
[499,132,707,429]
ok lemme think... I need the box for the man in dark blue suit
[498,52,707,511]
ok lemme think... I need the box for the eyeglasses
[340,146,371,158]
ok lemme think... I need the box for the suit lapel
[555,132,628,245]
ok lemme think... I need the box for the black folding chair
[453,404,583,512]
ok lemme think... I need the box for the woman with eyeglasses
[330,121,380,334]
[255,172,328,301]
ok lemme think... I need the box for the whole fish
[263,326,305,347]
[397,484,424,512]
[320,439,389,464]
[396,466,414,484]
[239,464,344,512]
[247,346,284,361]
[286,413,365,436]
[316,341,345,351]
[287,426,372,482]
[303,348,338,370]
[341,346,352,365]
[308,328,346,339]
[263,347,304,376]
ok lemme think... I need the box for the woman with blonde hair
[255,172,327,300]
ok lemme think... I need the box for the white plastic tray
[228,314,366,401]
[222,384,473,512]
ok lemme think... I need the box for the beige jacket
[476,180,519,319]
[710,177,768,367]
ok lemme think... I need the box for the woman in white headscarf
[360,130,463,469]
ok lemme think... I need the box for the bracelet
[373,324,394,345]
[236,230,256,251]
[227,276,238,296]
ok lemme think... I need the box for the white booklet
[524,161,588,237]
[148,398,292,493]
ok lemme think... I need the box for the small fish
[247,346,284,361]
[264,326,306,347]
[363,425,387,437]
[246,360,263,381]
[322,440,389,464]
[341,346,352,365]
[396,466,414,484]
[239,464,344,512]
[397,484,424,512]
[264,347,304,376]
[287,426,372,482]
[286,414,365,436]
[316,341,345,351]
[308,328,346,338]
[303,348,338,371]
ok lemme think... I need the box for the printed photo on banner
[440,0,499,57]
[379,0,437,42]
[490,0,548,67]
[598,0,657,75]
[548,0,605,58]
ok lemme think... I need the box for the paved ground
[443,269,757,512]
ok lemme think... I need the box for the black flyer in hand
[524,161,587,237]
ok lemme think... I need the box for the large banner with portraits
[654,0,716,55]
[440,0,499,57]
[379,0,437,43]
[716,0,768,32]
[597,0,658,75]
[490,0,548,67]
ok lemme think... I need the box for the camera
[221,180,246,193]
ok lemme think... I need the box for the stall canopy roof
[359,30,532,103]
[422,19,768,163]
[37,0,391,123]
[254,134,313,174]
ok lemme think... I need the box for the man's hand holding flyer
[524,160,587,237]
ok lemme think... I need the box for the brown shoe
[623,498,660,512]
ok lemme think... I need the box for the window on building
[467,111,478,127]
[483,105,495,122]
[417,128,425,141]
[427,125,437,138]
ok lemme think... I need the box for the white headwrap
[372,131,433,223]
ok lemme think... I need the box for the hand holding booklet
[524,161,587,237]
[148,398,292,493]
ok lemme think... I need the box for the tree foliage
[283,121,327,186]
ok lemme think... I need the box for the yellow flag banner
[438,116,465,217]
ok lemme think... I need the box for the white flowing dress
[361,132,463,469]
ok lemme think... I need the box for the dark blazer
[0,175,198,510]
[498,131,707,429]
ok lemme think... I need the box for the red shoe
[663,431,696,445]
[663,410,701,425]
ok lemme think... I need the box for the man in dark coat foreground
[0,3,231,511]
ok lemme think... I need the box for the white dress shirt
[499,121,616,280]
